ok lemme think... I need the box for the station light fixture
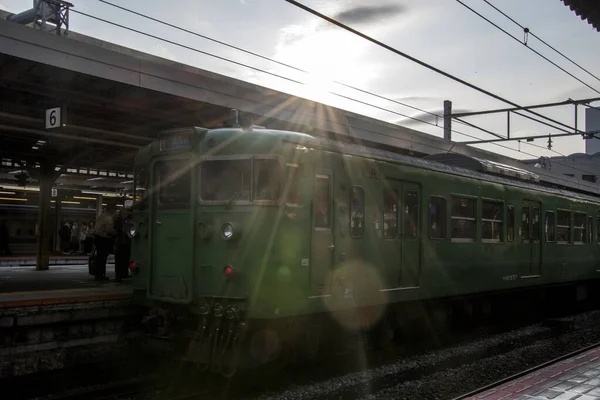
[73,196,97,200]
[0,191,15,195]
[0,197,27,201]
[0,185,39,192]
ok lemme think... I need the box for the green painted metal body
[130,127,600,320]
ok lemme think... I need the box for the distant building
[585,107,600,155]
[522,107,600,184]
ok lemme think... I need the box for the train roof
[309,136,600,204]
[157,126,600,204]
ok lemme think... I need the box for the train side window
[429,196,446,239]
[451,196,476,241]
[383,189,398,239]
[404,191,418,239]
[574,212,586,244]
[597,214,600,244]
[556,210,571,243]
[285,164,303,207]
[350,186,365,238]
[314,175,330,229]
[588,216,593,243]
[507,206,515,242]
[545,211,556,242]
[521,207,530,242]
[532,207,540,242]
[482,200,503,242]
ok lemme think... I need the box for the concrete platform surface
[466,345,600,399]
[0,264,124,294]
[0,286,132,309]
[0,255,114,267]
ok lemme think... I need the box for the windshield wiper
[224,191,239,209]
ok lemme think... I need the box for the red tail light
[129,261,137,271]
[224,265,233,278]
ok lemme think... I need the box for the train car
[125,122,600,376]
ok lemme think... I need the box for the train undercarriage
[131,280,600,377]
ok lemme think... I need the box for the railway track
[250,309,600,400]
[13,306,600,400]
[451,341,600,400]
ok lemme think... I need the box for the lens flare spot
[323,259,388,332]
[250,329,281,364]
[277,265,291,282]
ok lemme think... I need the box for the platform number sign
[51,188,57,198]
[45,107,61,129]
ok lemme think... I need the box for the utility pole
[443,100,452,142]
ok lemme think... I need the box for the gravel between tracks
[250,310,600,400]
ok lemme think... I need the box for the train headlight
[125,219,136,238]
[221,223,234,240]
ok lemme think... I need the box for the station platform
[0,285,131,309]
[466,345,600,399]
[0,254,114,268]
[0,263,121,294]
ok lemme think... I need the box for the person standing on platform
[59,222,71,254]
[112,207,132,282]
[0,220,11,256]
[79,223,88,255]
[85,221,95,255]
[93,204,117,281]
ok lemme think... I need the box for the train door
[381,182,401,288]
[310,169,334,295]
[149,160,194,302]
[521,201,542,277]
[401,183,421,287]
[381,179,421,288]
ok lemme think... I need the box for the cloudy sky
[2,0,600,160]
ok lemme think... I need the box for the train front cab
[129,127,320,373]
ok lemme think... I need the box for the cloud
[395,108,473,126]
[394,95,439,104]
[332,4,407,25]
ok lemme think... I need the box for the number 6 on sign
[45,107,61,129]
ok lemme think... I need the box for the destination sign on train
[159,136,191,151]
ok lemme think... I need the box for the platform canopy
[561,0,600,32]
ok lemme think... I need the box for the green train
[126,120,600,375]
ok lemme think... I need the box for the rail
[451,341,600,400]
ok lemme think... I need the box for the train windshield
[200,158,282,203]
[156,161,191,206]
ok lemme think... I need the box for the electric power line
[71,9,506,147]
[283,0,589,136]
[71,9,451,129]
[94,1,592,150]
[482,0,600,85]
[97,0,444,121]
[456,0,600,96]
[70,8,589,170]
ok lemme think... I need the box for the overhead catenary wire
[71,9,450,129]
[69,8,590,172]
[97,0,593,148]
[456,0,600,96]
[71,9,510,146]
[283,0,590,136]
[482,0,600,85]
[96,0,443,121]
